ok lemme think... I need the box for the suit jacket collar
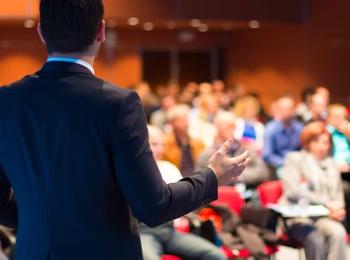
[36,61,95,78]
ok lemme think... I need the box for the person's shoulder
[99,80,134,100]
[284,151,303,164]
[264,120,279,131]
[292,119,304,129]
[0,74,37,96]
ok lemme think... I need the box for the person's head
[233,95,260,121]
[147,125,165,161]
[166,105,190,137]
[316,86,330,104]
[212,80,225,93]
[276,96,296,122]
[213,111,236,143]
[199,82,213,96]
[328,104,348,128]
[199,94,220,115]
[301,86,316,104]
[161,95,177,111]
[310,93,328,120]
[300,121,332,160]
[38,0,105,56]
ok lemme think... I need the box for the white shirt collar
[47,57,95,75]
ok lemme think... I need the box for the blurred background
[0,0,349,109]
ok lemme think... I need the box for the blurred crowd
[134,80,350,260]
[1,80,349,260]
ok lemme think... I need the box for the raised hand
[208,138,249,185]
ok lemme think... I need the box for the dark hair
[301,86,316,102]
[40,0,104,54]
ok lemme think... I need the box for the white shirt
[156,160,183,184]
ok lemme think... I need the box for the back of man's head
[40,0,104,54]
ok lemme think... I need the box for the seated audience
[150,95,177,131]
[327,104,350,172]
[300,87,329,124]
[140,125,226,260]
[233,95,265,153]
[163,105,205,177]
[134,81,160,122]
[179,82,198,107]
[197,111,270,188]
[327,104,350,232]
[263,96,303,173]
[296,86,316,122]
[189,94,220,147]
[212,80,231,110]
[279,121,347,260]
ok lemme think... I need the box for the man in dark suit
[0,1,249,259]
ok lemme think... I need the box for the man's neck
[48,52,95,67]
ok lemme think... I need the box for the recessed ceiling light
[248,20,260,29]
[143,22,154,31]
[190,19,201,28]
[127,17,139,26]
[24,19,35,28]
[198,23,209,32]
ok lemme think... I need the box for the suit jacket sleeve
[0,164,18,228]
[110,91,218,227]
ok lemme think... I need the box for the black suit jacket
[0,62,218,260]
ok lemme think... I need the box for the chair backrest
[211,186,245,215]
[257,180,283,206]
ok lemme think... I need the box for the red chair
[257,180,283,207]
[212,186,245,215]
[257,181,303,259]
[161,255,181,260]
[212,186,279,259]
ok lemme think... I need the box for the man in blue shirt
[263,96,304,173]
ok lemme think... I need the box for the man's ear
[96,20,106,43]
[37,23,46,44]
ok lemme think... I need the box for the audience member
[197,111,270,188]
[300,87,329,124]
[263,96,303,175]
[140,125,226,260]
[233,95,265,152]
[189,94,220,147]
[150,95,177,130]
[179,82,198,106]
[163,105,205,177]
[296,86,316,122]
[134,81,160,122]
[327,104,350,232]
[212,80,231,110]
[279,121,347,260]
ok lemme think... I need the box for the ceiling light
[143,22,154,31]
[190,19,201,28]
[248,20,260,29]
[127,17,139,26]
[24,19,35,28]
[198,23,209,32]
